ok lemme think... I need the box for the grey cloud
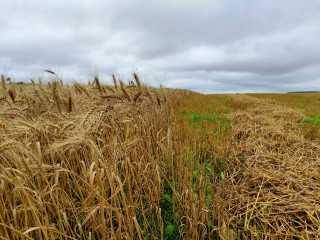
[0,0,319,93]
[109,1,319,59]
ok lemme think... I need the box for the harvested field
[248,93,320,118]
[248,93,320,144]
[225,95,320,238]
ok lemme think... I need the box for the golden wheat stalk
[74,83,91,98]
[94,76,103,93]
[154,91,161,107]
[160,84,167,103]
[133,91,142,104]
[1,74,6,96]
[8,89,15,103]
[52,81,62,113]
[68,91,73,113]
[145,87,153,102]
[105,85,115,93]
[120,80,132,102]
[112,74,118,90]
[44,69,63,85]
[133,72,142,91]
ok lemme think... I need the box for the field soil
[225,95,320,237]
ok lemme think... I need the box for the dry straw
[224,95,320,238]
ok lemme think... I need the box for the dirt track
[226,95,320,237]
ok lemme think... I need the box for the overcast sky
[0,0,319,93]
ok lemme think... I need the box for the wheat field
[1,73,320,239]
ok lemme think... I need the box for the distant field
[248,92,320,117]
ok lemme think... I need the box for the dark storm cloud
[0,0,319,92]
